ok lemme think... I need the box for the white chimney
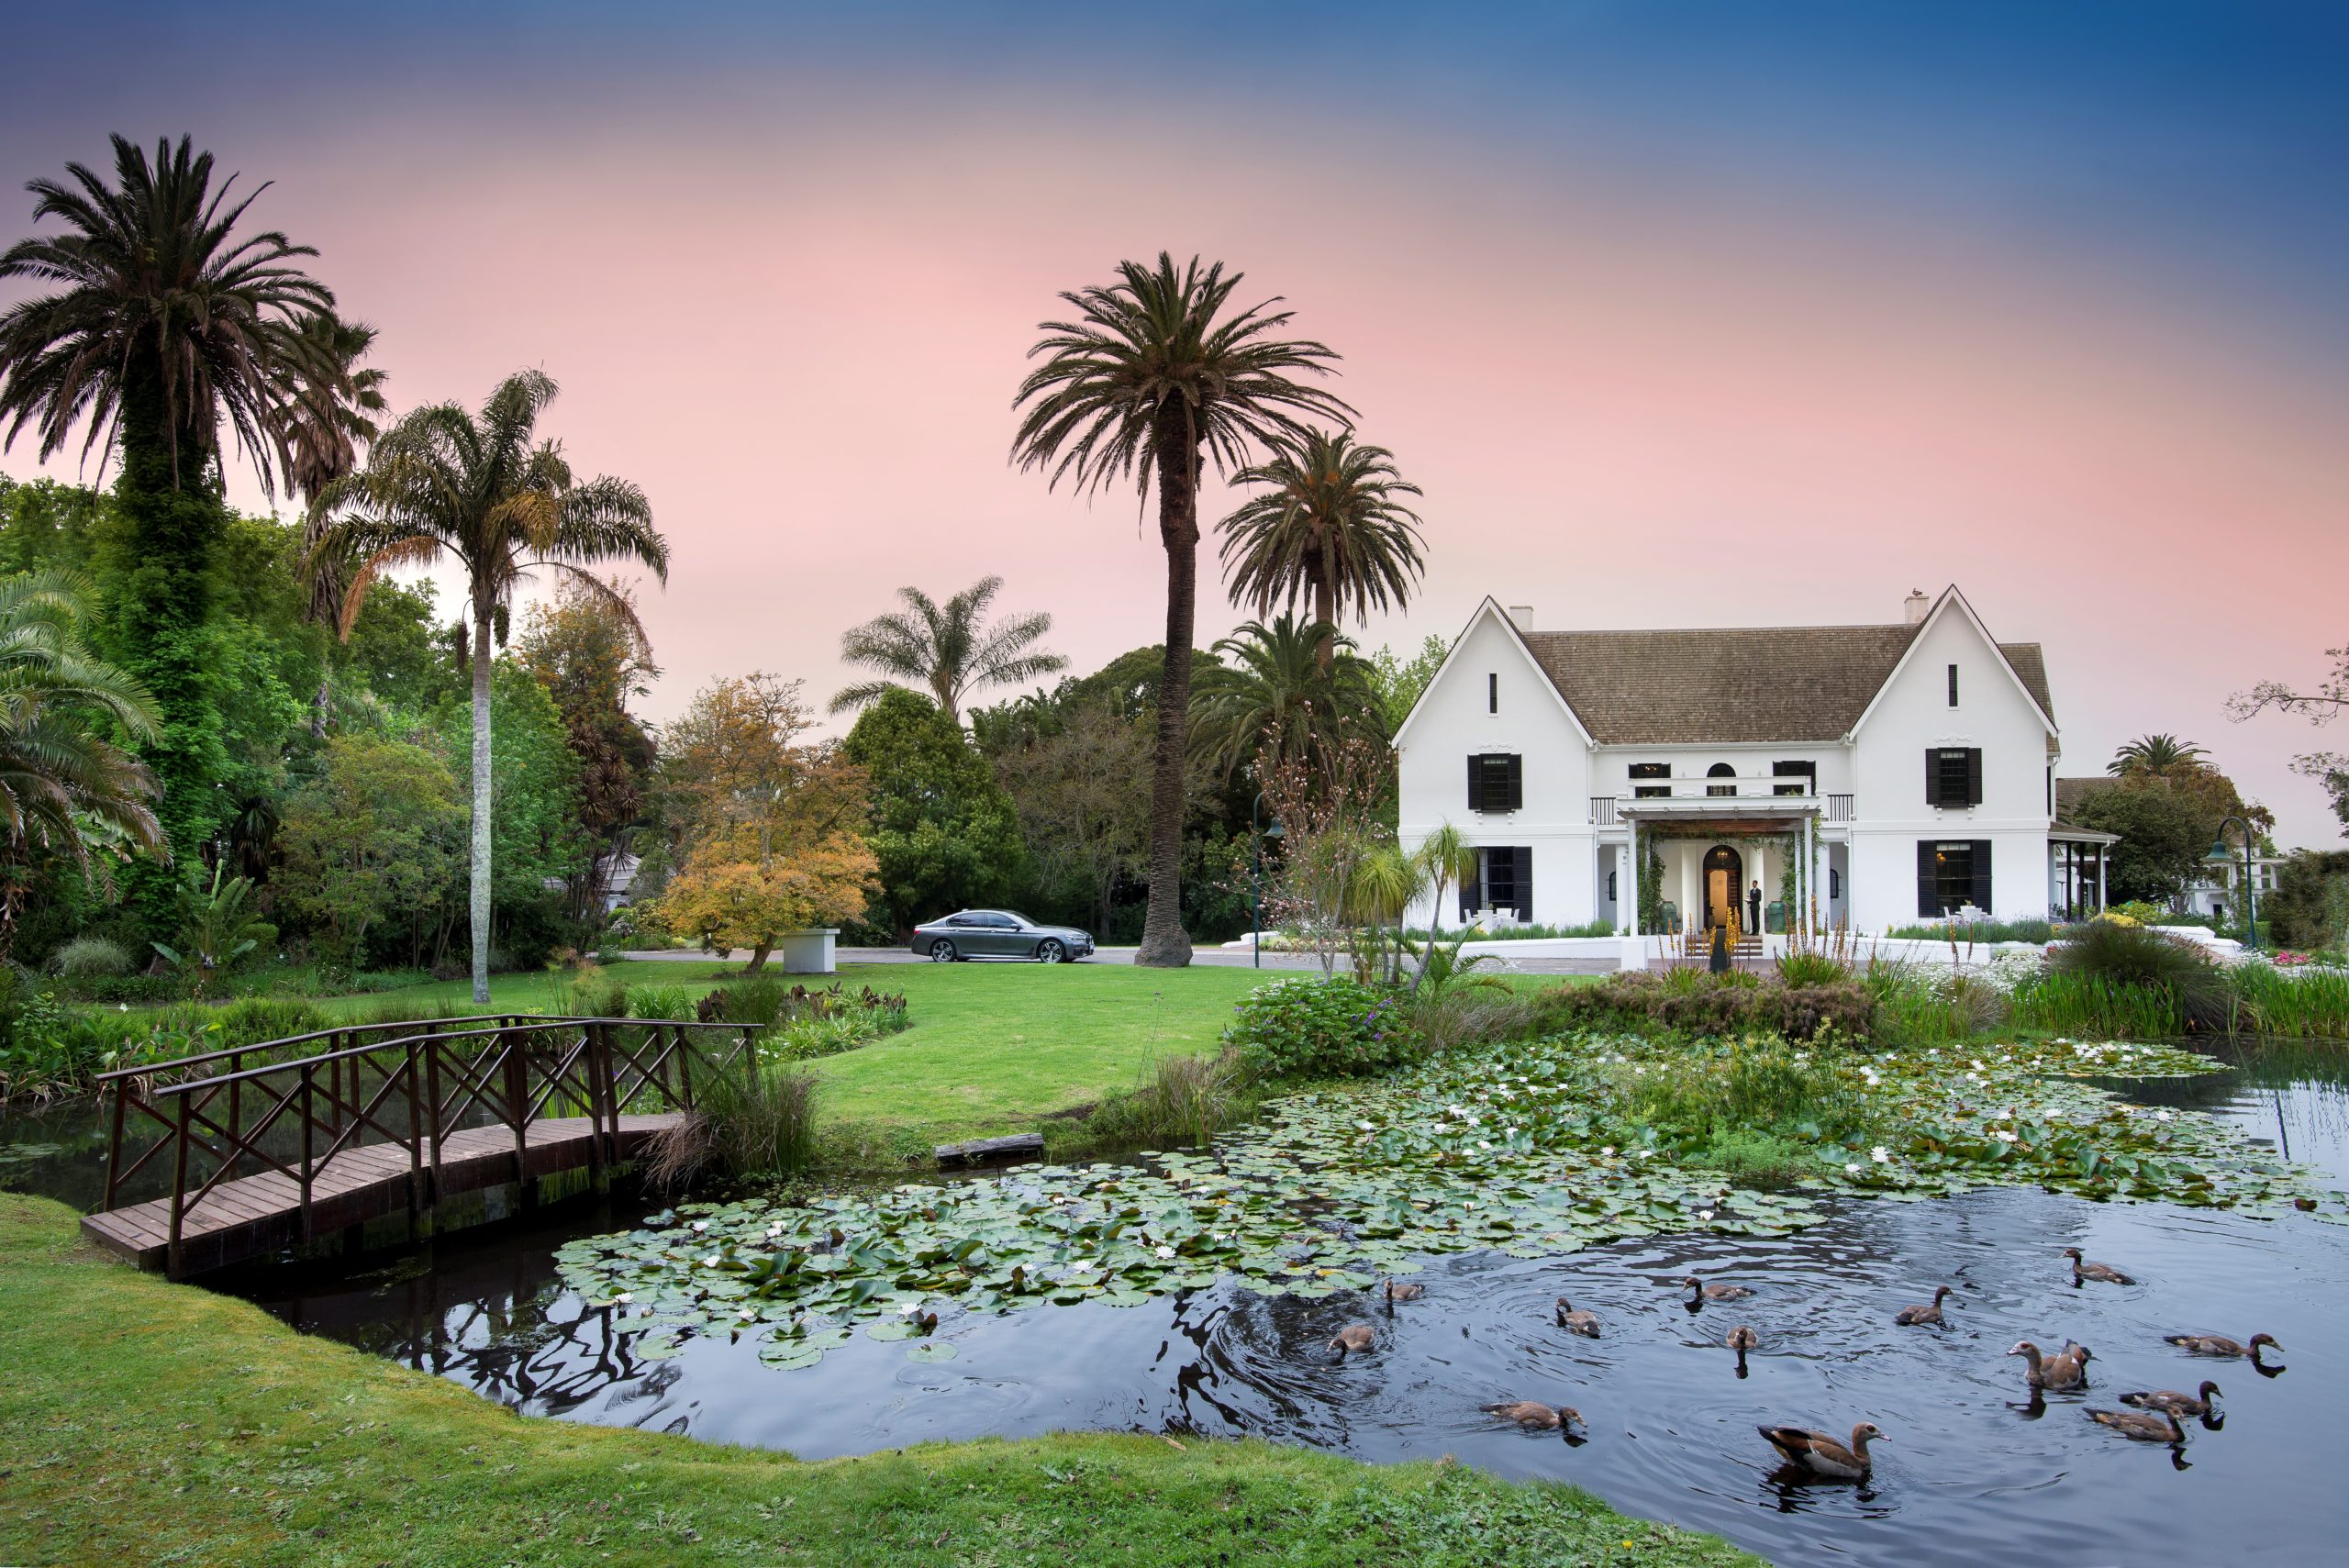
[1903,589,1931,627]
[1508,605,1533,631]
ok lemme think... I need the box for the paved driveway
[623,947,1615,974]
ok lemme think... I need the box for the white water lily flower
[739,1307,756,1321]
[690,1220,709,1232]
[1637,1149,1658,1160]
[1991,1129,2018,1143]
[1356,1120,1375,1131]
[2154,1109,2175,1122]
[1600,1146,1616,1158]
[1844,1162,1863,1174]
[703,1253,721,1267]
[613,1292,633,1306]
[898,1300,921,1316]
[1870,1146,1892,1163]
[1156,1245,1176,1259]
[1697,1209,1715,1222]
[1476,1140,1492,1150]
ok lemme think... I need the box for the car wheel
[1036,939,1066,964]
[929,939,958,962]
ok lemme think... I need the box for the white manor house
[1394,586,2116,938]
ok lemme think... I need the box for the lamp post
[1251,791,1284,969]
[2206,815,2256,949]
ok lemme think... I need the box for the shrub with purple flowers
[1224,975,1421,1080]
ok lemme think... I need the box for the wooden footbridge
[84,1014,757,1277]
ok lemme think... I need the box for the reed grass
[1084,1047,1264,1150]
[2227,962,2349,1039]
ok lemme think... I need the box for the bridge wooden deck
[84,1015,754,1277]
[81,1113,683,1275]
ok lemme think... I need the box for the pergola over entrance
[2050,825,2117,920]
[1617,798,1825,938]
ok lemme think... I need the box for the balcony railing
[1585,786,1857,824]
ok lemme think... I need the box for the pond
[7,1037,2348,1567]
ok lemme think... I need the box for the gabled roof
[1515,618,2055,745]
[1390,597,1595,751]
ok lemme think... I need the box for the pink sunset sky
[5,6,2345,844]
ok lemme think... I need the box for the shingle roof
[1516,622,2054,745]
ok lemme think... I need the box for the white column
[1623,823,1641,935]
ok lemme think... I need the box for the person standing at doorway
[1746,881,1762,935]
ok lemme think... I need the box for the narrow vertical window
[1487,673,1497,714]
[1947,663,1958,706]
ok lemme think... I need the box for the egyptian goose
[1327,1324,1376,1359]
[2120,1381,2221,1418]
[1383,1279,1425,1302]
[1482,1400,1583,1432]
[2009,1340,2092,1389]
[2061,1248,2134,1284]
[1683,1275,1754,1302]
[1553,1296,1602,1338]
[2088,1407,2186,1444]
[1894,1285,1954,1326]
[2164,1332,2280,1361]
[1758,1421,1885,1480]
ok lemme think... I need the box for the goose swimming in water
[2009,1340,2092,1389]
[1683,1275,1754,1303]
[1758,1421,1886,1480]
[2062,1247,2134,1284]
[2164,1331,2279,1361]
[2120,1382,2221,1418]
[1383,1279,1425,1303]
[2089,1407,2187,1444]
[1482,1400,1583,1432]
[1894,1285,1954,1326]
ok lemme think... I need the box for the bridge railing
[94,1015,757,1274]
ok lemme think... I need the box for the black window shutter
[1505,753,1524,811]
[1971,840,1993,911]
[1460,849,1479,919]
[1966,749,1984,806]
[1924,750,1941,806]
[1466,754,1484,812]
[1513,846,1534,920]
[1917,840,1937,917]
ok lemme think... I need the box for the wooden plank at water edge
[935,1132,1045,1169]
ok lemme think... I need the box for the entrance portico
[1602,797,1837,938]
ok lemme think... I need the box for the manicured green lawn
[809,962,1272,1141]
[307,958,749,1019]
[0,1194,1756,1568]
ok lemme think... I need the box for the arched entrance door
[1702,845,1742,930]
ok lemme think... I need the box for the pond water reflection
[10,1039,2349,1567]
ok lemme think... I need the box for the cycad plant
[310,370,667,1002]
[1014,253,1350,966]
[829,576,1065,724]
[1219,428,1425,671]
[0,570,165,949]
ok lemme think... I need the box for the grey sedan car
[909,909,1095,963]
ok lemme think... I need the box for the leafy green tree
[518,576,659,916]
[1218,428,1425,670]
[1367,634,1450,734]
[0,570,165,950]
[2070,781,2214,907]
[830,575,1066,724]
[841,689,1025,934]
[992,699,1154,932]
[312,370,666,999]
[275,733,462,967]
[0,136,342,898]
[1013,253,1350,966]
[439,661,587,963]
[1188,615,1386,784]
[150,863,275,997]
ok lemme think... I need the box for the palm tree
[829,575,1066,724]
[0,570,165,950]
[1013,252,1350,966]
[278,313,389,628]
[2109,734,2210,778]
[0,135,337,881]
[310,370,666,1003]
[1188,615,1385,784]
[1218,429,1425,670]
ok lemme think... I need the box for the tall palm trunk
[1311,569,1334,673]
[469,595,495,1004]
[1138,417,1200,967]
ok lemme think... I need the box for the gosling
[1683,1275,1754,1303]
[1553,1296,1602,1338]
[1482,1400,1583,1433]
[2062,1247,2135,1285]
[1327,1324,1376,1360]
[1894,1285,1954,1327]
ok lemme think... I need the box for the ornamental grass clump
[644,1062,819,1189]
[1085,1047,1264,1149]
[2038,918,2230,1032]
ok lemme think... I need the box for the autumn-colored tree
[646,674,875,970]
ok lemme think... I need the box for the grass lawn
[0,1193,1756,1568]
